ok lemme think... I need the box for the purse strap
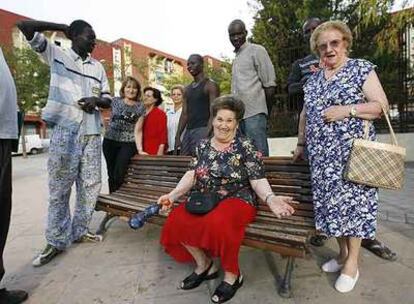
[363,102,398,146]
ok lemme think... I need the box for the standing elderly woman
[103,76,145,193]
[159,96,296,303]
[293,21,389,293]
[135,87,168,155]
[166,85,184,155]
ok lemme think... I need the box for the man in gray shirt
[228,19,276,156]
[0,47,28,303]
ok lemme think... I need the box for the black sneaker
[0,288,28,304]
[73,232,103,243]
[32,244,63,267]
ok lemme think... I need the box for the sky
[2,0,412,61]
[1,0,257,60]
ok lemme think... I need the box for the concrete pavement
[2,153,413,304]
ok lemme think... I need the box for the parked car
[12,134,45,155]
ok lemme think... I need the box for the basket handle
[363,102,398,145]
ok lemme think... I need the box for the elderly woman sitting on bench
[158,95,296,304]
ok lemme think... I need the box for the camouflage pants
[46,125,101,249]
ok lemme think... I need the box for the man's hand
[78,97,99,114]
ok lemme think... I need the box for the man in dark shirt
[289,18,397,261]
[174,54,219,156]
[287,17,322,114]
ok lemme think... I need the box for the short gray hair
[310,20,353,56]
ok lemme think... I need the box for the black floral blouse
[189,136,265,207]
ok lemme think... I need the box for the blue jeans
[239,113,269,156]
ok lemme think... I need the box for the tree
[250,0,414,136]
[4,47,50,157]
[205,57,233,95]
[163,71,192,95]
[163,57,233,96]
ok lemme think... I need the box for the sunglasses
[317,38,344,52]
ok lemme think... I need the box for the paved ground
[2,153,413,304]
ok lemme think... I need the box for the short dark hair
[67,20,92,40]
[119,76,141,101]
[212,95,245,122]
[228,19,246,32]
[188,54,204,65]
[302,17,322,30]
[143,86,163,106]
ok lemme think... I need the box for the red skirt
[160,198,256,275]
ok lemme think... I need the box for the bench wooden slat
[242,238,306,258]
[245,227,307,246]
[247,221,311,237]
[123,178,179,188]
[96,155,315,266]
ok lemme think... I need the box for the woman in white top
[167,85,184,154]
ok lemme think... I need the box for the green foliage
[250,0,414,136]
[133,57,151,87]
[249,0,333,88]
[4,47,50,114]
[163,57,233,95]
[250,0,414,80]
[163,72,192,95]
[205,57,233,94]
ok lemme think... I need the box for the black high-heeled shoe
[211,275,244,304]
[180,261,219,290]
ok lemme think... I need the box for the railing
[268,29,414,137]
[268,93,414,137]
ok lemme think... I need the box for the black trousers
[102,138,137,193]
[0,140,12,283]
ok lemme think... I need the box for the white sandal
[335,269,359,293]
[321,258,343,273]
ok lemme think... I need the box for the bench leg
[96,213,117,237]
[278,256,295,298]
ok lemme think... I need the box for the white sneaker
[321,259,343,272]
[335,269,359,293]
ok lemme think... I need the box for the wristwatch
[350,105,357,117]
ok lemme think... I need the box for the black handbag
[185,191,221,215]
[185,184,248,215]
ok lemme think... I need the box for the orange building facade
[0,8,223,137]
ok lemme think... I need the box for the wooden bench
[95,155,315,298]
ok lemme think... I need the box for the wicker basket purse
[344,104,406,190]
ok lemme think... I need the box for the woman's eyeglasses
[317,38,343,52]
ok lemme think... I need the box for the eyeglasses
[317,38,344,52]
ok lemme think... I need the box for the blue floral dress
[303,58,378,239]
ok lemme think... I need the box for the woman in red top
[135,87,167,155]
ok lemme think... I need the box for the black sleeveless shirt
[186,78,210,129]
